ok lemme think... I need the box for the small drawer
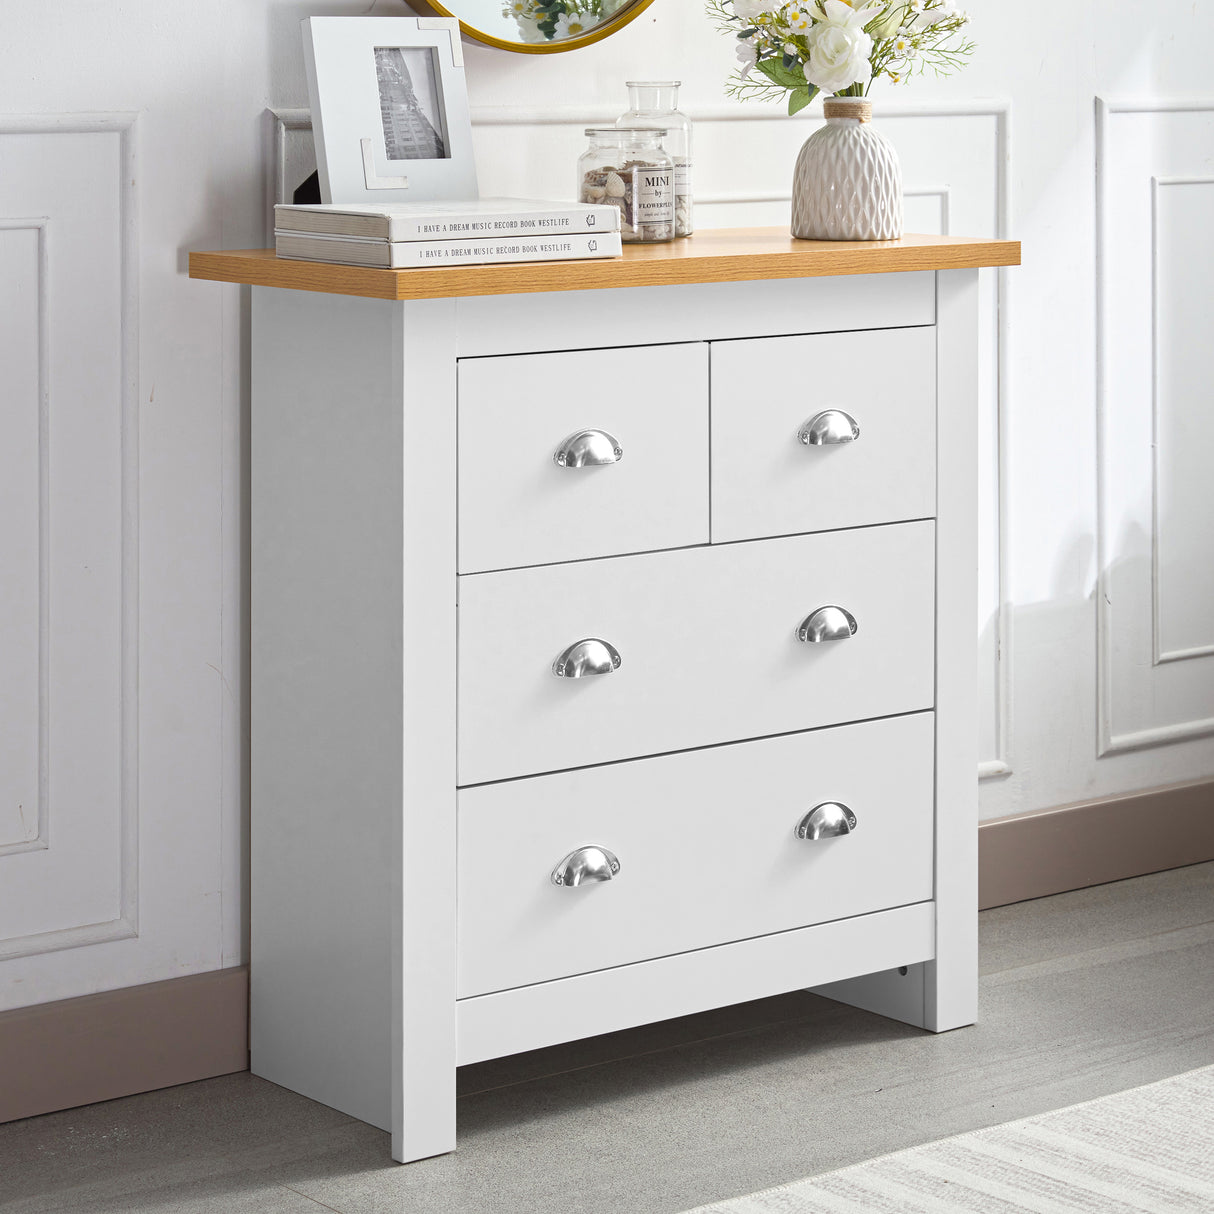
[710,326,936,542]
[457,712,935,997]
[457,520,934,785]
[457,344,709,573]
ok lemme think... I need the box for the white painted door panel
[1098,103,1214,752]
[458,521,935,785]
[0,129,134,964]
[711,326,936,542]
[0,225,42,859]
[458,343,709,573]
[457,712,935,997]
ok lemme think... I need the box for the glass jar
[578,128,675,244]
[617,81,693,236]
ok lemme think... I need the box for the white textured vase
[791,97,903,241]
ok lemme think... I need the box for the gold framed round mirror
[409,0,656,54]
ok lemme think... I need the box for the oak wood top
[189,228,1020,301]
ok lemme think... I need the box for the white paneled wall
[1,0,1213,1011]
[1096,100,1214,755]
[0,119,138,964]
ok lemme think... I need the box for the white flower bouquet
[707,0,974,115]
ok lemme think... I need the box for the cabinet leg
[391,1059,457,1163]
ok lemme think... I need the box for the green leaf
[754,57,807,90]
[788,86,816,116]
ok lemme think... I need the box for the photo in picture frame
[302,16,479,205]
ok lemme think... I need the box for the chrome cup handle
[797,606,858,644]
[798,410,860,446]
[552,638,622,678]
[795,802,858,840]
[554,428,623,468]
[551,846,621,887]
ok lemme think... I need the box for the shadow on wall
[978,528,1102,818]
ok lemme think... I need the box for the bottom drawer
[457,712,934,998]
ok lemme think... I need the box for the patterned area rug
[684,1065,1214,1213]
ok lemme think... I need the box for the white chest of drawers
[191,230,1020,1163]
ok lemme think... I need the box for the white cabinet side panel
[393,300,459,1164]
[250,288,404,1131]
[928,268,981,1030]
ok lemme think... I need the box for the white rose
[733,0,770,21]
[808,0,884,27]
[805,22,873,93]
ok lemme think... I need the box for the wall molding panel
[0,113,140,962]
[1150,173,1214,666]
[0,216,49,859]
[270,100,1013,779]
[1096,97,1214,756]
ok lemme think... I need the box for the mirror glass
[414,0,653,51]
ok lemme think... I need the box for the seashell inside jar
[578,128,676,243]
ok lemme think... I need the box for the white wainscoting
[1096,98,1214,755]
[0,115,139,962]
[0,216,47,861]
[270,99,1013,778]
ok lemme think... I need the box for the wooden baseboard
[0,966,248,1124]
[979,778,1214,910]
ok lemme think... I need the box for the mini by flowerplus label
[634,168,674,223]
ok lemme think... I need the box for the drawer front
[711,327,936,542]
[457,521,934,785]
[457,712,935,997]
[458,344,709,573]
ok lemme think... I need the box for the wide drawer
[457,712,935,998]
[457,344,709,573]
[710,326,936,542]
[457,520,935,785]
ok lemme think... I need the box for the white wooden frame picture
[302,16,478,205]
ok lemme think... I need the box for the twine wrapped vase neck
[790,96,902,242]
[823,98,873,123]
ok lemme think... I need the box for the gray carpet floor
[2,861,1213,1214]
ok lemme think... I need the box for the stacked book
[274,197,622,268]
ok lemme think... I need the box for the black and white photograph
[373,46,448,161]
[301,16,477,204]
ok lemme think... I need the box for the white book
[274,230,622,268]
[274,197,620,240]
